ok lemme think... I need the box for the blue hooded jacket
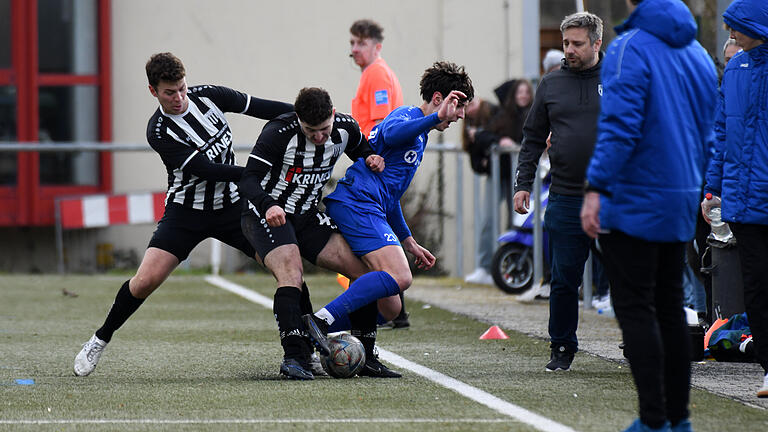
[704,0,768,225]
[585,0,717,242]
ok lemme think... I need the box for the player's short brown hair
[295,87,333,126]
[419,61,474,103]
[145,52,186,89]
[350,19,384,42]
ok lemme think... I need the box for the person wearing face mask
[513,12,605,373]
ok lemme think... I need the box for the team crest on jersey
[404,150,419,165]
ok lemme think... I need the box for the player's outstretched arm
[402,236,436,270]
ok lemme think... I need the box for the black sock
[299,281,313,316]
[397,291,407,318]
[350,301,378,358]
[95,280,145,343]
[273,286,303,360]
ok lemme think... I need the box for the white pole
[211,239,222,275]
[576,0,585,12]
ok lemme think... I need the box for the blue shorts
[324,198,400,257]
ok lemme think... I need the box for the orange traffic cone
[479,325,509,340]
[336,273,350,290]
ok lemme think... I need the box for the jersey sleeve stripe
[240,95,252,114]
[180,152,198,170]
[248,154,272,167]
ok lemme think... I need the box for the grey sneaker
[545,346,574,372]
[74,334,107,376]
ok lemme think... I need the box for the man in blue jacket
[580,0,717,431]
[702,0,768,399]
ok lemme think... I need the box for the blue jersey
[325,105,440,251]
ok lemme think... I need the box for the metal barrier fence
[0,142,554,298]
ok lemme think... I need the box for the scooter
[490,171,551,294]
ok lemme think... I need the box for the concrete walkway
[406,279,767,410]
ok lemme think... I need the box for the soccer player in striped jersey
[239,87,387,380]
[73,52,292,377]
[305,62,473,377]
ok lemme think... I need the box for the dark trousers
[599,230,690,427]
[543,192,591,352]
[730,222,768,373]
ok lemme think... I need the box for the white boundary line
[0,419,509,425]
[205,275,577,432]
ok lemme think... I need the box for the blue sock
[323,271,400,323]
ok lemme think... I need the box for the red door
[0,0,112,226]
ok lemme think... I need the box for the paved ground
[406,279,767,410]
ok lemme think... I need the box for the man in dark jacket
[581,0,717,430]
[703,0,768,400]
[513,11,604,372]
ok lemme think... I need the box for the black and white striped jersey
[240,112,374,216]
[146,85,292,211]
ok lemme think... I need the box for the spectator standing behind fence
[702,0,768,399]
[513,12,604,372]
[348,19,409,328]
[581,0,717,430]
[463,80,532,285]
[542,49,564,74]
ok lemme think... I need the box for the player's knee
[130,275,162,298]
[390,270,412,292]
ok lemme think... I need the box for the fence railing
[0,142,556,302]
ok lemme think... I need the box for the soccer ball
[321,333,366,378]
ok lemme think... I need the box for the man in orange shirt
[350,19,404,137]
[348,19,409,328]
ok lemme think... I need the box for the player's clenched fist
[365,154,385,173]
[265,205,287,227]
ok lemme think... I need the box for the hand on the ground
[580,191,601,239]
[365,154,385,173]
[265,205,287,227]
[513,191,530,214]
[700,194,720,224]
[403,237,436,270]
[437,90,467,123]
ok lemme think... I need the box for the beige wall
[109,0,527,274]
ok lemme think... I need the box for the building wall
[93,1,525,274]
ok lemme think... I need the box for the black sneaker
[545,346,574,372]
[357,353,402,378]
[279,358,314,380]
[301,314,330,356]
[379,312,411,329]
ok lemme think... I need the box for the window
[0,0,111,226]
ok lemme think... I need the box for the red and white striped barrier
[58,192,166,229]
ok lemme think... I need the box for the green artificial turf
[0,274,765,431]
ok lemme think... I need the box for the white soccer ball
[321,333,366,378]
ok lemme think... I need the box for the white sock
[316,308,335,325]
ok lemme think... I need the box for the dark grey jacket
[514,53,603,196]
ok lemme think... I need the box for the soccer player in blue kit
[302,62,474,377]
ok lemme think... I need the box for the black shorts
[148,202,255,261]
[241,206,338,264]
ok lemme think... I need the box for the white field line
[0,419,508,425]
[205,275,577,432]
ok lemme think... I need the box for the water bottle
[705,193,733,243]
